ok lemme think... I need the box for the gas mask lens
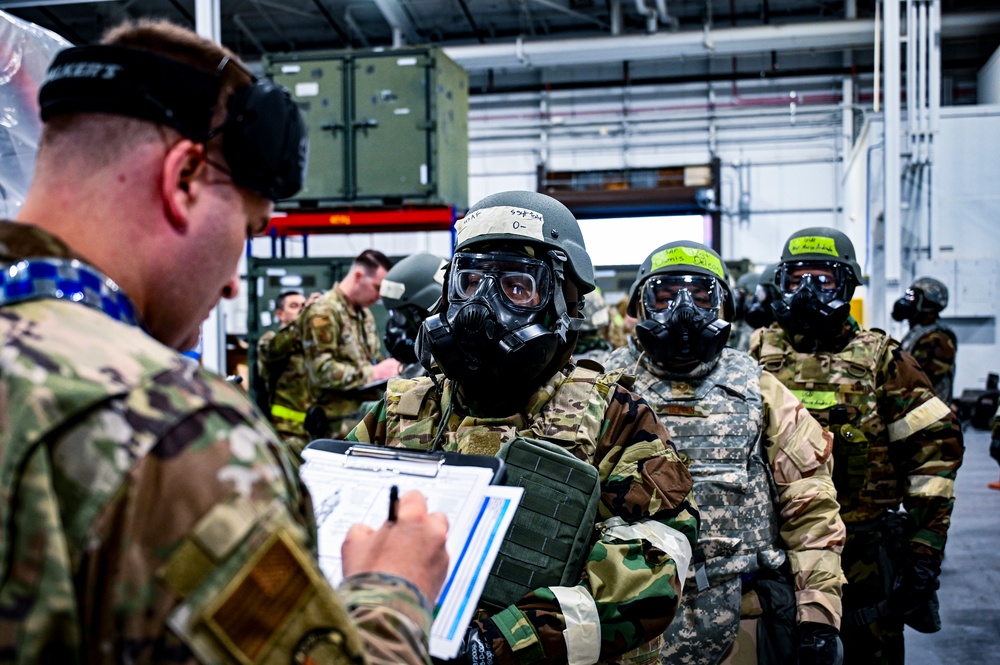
[778,262,842,294]
[450,252,552,309]
[643,275,721,314]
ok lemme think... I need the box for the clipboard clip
[343,445,444,477]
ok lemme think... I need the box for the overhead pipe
[635,0,658,34]
[443,13,1000,72]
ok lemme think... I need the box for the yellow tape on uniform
[790,389,840,411]
[907,474,955,499]
[271,404,306,423]
[650,247,725,278]
[789,236,838,257]
[887,397,950,442]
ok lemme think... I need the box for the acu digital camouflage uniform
[0,223,435,665]
[347,364,700,665]
[749,318,963,665]
[605,343,845,665]
[256,324,311,456]
[299,284,385,439]
[900,322,957,403]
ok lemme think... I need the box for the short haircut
[353,249,393,275]
[275,291,304,311]
[38,19,252,169]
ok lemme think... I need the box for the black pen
[388,485,399,522]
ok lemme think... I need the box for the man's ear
[161,139,205,230]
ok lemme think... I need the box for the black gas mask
[772,263,852,347]
[417,251,564,399]
[745,283,777,330]
[635,275,731,374]
[891,289,920,324]
[384,306,427,365]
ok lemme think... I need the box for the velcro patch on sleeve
[203,531,312,663]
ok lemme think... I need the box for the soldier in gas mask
[891,277,957,402]
[605,241,845,665]
[744,263,780,332]
[749,227,964,665]
[380,251,448,378]
[348,190,700,665]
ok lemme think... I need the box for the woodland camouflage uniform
[257,324,310,456]
[0,223,434,664]
[900,323,957,403]
[606,344,845,665]
[348,364,700,665]
[299,285,384,438]
[749,318,963,665]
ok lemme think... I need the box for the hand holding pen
[342,488,449,606]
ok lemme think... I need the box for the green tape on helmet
[650,247,726,279]
[788,236,839,257]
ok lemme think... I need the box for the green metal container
[265,47,468,209]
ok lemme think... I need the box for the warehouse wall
[235,84,1000,395]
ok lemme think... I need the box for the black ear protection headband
[39,45,308,201]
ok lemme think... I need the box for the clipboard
[298,439,522,660]
[305,439,507,484]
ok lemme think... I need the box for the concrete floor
[906,425,1000,665]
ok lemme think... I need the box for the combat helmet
[380,252,448,312]
[627,241,733,375]
[455,190,595,294]
[627,240,735,321]
[778,226,862,300]
[910,276,948,312]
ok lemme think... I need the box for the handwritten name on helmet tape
[650,247,725,279]
[789,236,838,257]
[455,206,545,245]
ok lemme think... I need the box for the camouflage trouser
[840,530,904,665]
[659,577,741,665]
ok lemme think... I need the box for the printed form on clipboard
[299,440,523,660]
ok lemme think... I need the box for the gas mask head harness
[772,260,854,344]
[627,242,733,375]
[39,44,308,201]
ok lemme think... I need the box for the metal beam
[444,12,1000,71]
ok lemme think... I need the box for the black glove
[893,552,943,633]
[431,626,494,665]
[892,552,941,611]
[796,622,843,665]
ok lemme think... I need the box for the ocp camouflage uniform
[749,319,963,665]
[257,324,310,456]
[347,364,700,665]
[900,322,957,403]
[300,285,384,438]
[605,343,845,665]
[0,222,435,665]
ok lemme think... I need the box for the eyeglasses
[449,251,552,309]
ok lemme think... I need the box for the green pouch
[479,436,601,612]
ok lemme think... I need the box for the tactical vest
[755,327,896,523]
[633,349,785,585]
[901,321,957,402]
[382,366,621,606]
